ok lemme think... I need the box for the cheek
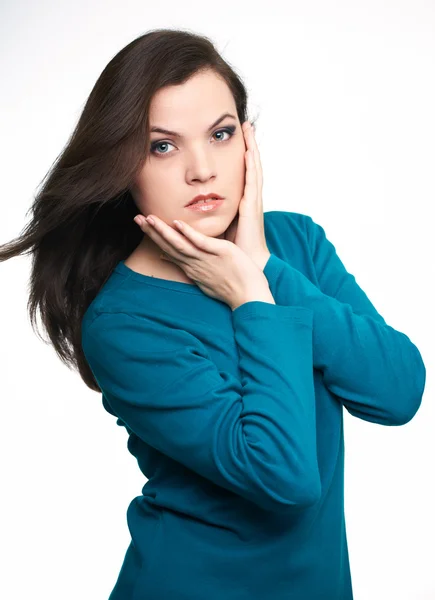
[224,144,245,175]
[134,165,174,198]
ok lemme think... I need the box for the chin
[192,217,227,233]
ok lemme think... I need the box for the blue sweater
[81,211,426,600]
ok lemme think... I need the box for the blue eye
[150,126,237,157]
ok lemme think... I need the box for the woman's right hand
[134,215,273,310]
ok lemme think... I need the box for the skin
[128,69,249,272]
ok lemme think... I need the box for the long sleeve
[81,302,321,512]
[263,215,426,426]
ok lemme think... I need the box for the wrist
[254,251,271,272]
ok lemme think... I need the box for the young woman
[0,28,426,600]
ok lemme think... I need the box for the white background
[0,1,433,598]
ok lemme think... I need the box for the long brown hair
[0,28,257,392]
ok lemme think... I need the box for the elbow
[260,472,322,512]
[288,477,322,509]
[393,353,426,426]
[281,477,322,511]
[383,390,424,426]
[372,345,426,426]
[394,393,424,426]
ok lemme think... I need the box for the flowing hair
[0,28,257,392]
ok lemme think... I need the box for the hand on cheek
[225,121,269,270]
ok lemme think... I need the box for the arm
[262,214,426,426]
[82,301,321,512]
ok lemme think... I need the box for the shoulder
[264,209,322,255]
[264,210,317,240]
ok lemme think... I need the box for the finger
[244,124,263,193]
[137,215,200,261]
[242,121,251,152]
[243,148,257,206]
[172,219,226,256]
[242,125,258,191]
[251,129,263,192]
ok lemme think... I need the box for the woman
[0,29,426,599]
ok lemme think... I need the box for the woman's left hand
[224,121,270,270]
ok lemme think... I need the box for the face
[130,69,247,252]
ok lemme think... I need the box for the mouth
[185,198,225,212]
[185,193,225,207]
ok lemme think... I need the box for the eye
[149,126,236,157]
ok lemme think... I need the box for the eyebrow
[150,112,237,138]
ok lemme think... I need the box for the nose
[186,150,217,183]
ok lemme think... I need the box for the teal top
[81,211,426,600]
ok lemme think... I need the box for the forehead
[150,112,237,139]
[148,71,236,137]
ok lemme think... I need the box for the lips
[185,198,224,212]
[185,193,224,207]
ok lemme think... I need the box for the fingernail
[146,216,155,225]
[134,216,144,226]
